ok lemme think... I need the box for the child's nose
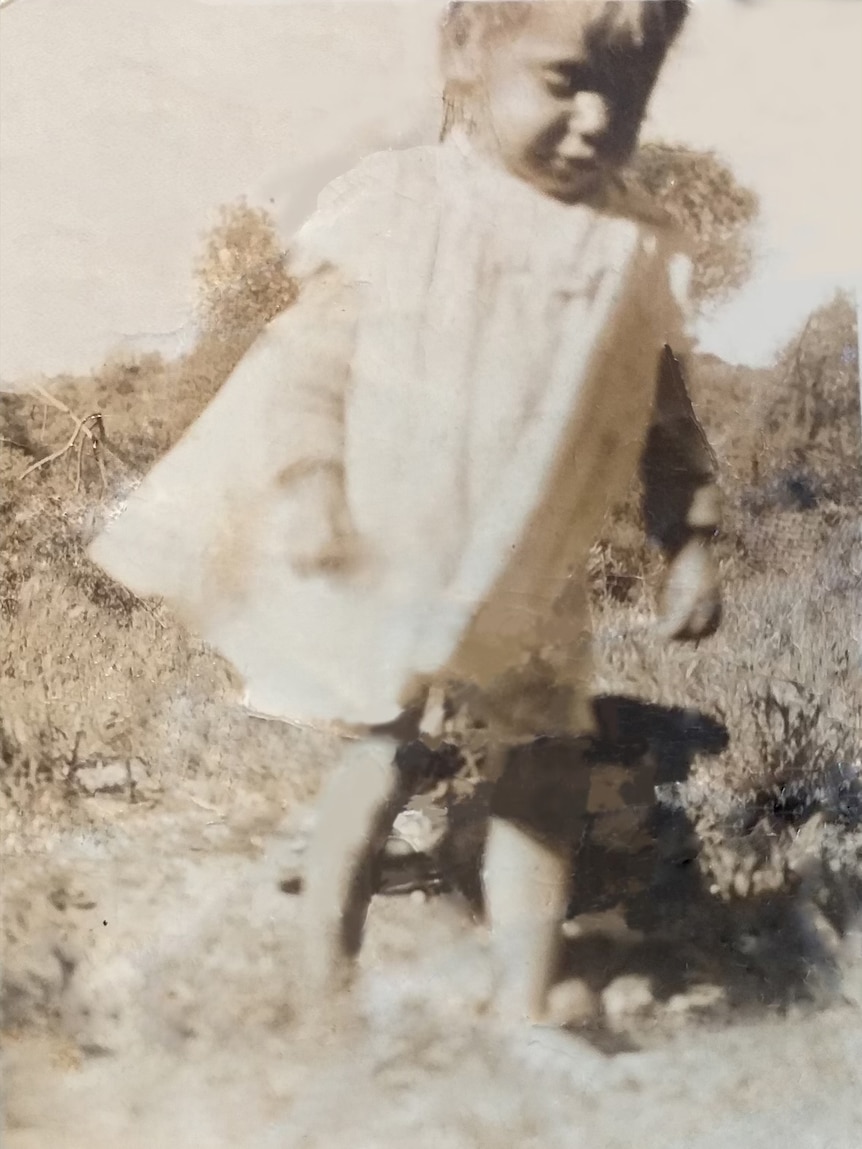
[558,91,611,157]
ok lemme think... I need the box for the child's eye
[543,62,603,102]
[543,68,579,98]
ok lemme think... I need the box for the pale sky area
[1,0,860,383]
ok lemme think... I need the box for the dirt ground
[2,241,861,1144]
[3,777,862,1149]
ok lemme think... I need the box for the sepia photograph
[1,1,861,1145]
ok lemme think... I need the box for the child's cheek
[487,75,550,164]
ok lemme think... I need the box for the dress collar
[441,128,618,218]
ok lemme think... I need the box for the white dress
[89,134,690,736]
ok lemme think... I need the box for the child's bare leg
[482,740,590,1025]
[483,816,571,1022]
[301,735,410,1004]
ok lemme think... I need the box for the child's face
[475,5,668,202]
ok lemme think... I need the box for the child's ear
[440,11,485,90]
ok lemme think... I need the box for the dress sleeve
[639,254,721,556]
[257,147,409,490]
[285,149,402,283]
[246,153,403,484]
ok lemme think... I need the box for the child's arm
[256,263,362,576]
[266,148,402,577]
[640,344,722,641]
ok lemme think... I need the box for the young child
[89,0,721,1030]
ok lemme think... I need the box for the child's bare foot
[545,977,601,1029]
[485,977,599,1030]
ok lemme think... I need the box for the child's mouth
[550,156,600,177]
[545,155,605,195]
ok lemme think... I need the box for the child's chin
[539,167,606,204]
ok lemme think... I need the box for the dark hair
[441,1,689,59]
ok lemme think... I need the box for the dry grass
[590,291,861,905]
[0,204,316,849]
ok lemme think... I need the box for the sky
[1,0,860,382]
[646,0,862,365]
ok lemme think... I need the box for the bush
[193,200,297,344]
[626,142,760,313]
[759,292,861,502]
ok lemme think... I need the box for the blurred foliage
[627,142,760,312]
[765,292,861,496]
[193,200,297,343]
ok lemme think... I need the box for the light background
[1,0,860,381]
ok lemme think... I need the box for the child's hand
[282,467,364,578]
[656,536,721,642]
[290,528,364,578]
